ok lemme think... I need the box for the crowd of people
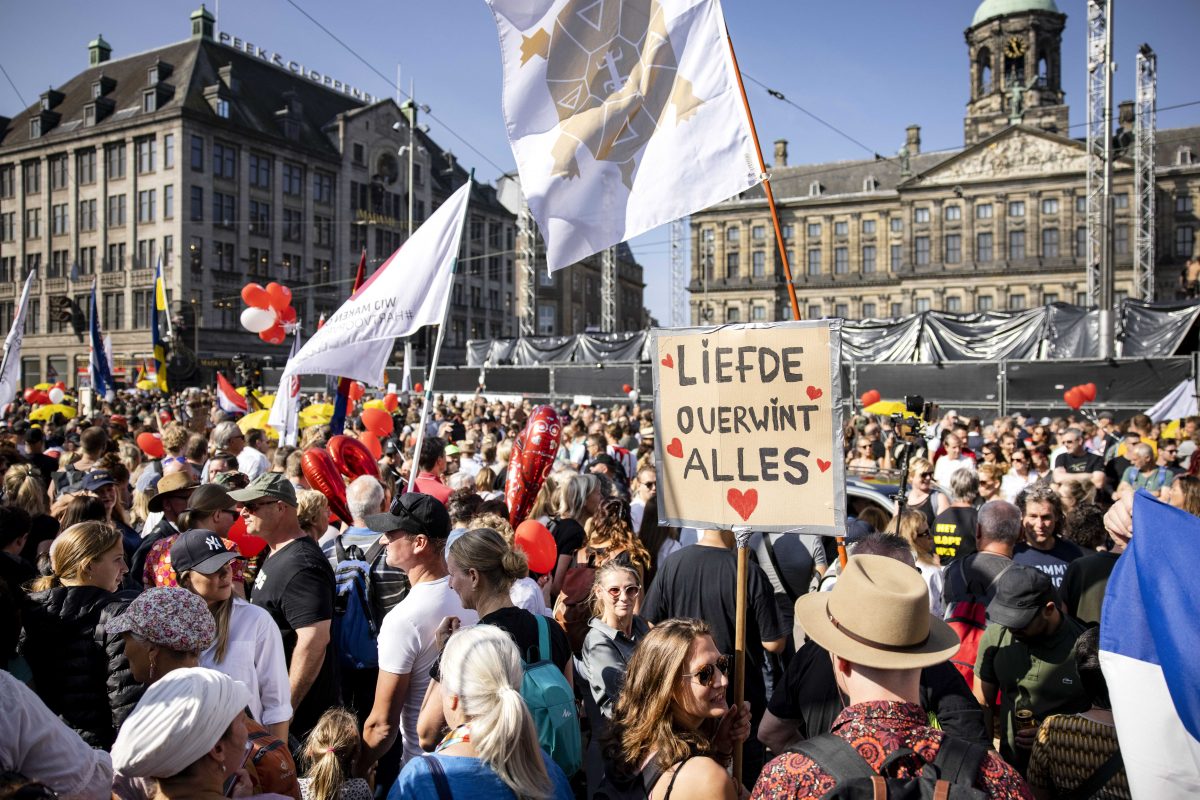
[0,388,1176,799]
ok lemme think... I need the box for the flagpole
[723,26,807,787]
[406,173,473,493]
[724,33,802,325]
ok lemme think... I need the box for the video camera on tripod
[890,394,937,438]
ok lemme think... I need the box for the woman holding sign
[601,619,751,799]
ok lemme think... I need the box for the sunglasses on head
[683,655,731,687]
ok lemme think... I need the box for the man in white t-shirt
[932,432,976,488]
[357,493,477,780]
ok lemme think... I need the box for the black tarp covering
[464,300,1200,366]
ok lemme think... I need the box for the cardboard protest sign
[653,321,845,533]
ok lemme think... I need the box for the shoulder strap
[334,535,348,563]
[792,734,877,786]
[1062,750,1124,800]
[762,534,798,603]
[928,736,986,786]
[364,539,385,565]
[661,755,695,800]
[535,613,550,664]
[985,560,1015,594]
[423,755,453,800]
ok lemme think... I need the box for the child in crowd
[300,708,373,800]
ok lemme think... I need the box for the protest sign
[653,320,844,533]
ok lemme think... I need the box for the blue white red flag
[89,280,115,401]
[1100,490,1200,796]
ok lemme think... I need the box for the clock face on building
[1005,36,1027,58]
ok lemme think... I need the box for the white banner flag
[0,270,36,406]
[488,0,760,272]
[282,180,472,385]
[269,331,304,446]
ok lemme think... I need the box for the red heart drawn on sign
[727,488,758,521]
[661,353,674,369]
[806,385,823,400]
[817,458,832,473]
[666,438,684,458]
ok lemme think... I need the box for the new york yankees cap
[170,528,241,577]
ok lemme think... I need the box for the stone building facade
[689,0,1200,326]
[0,6,520,386]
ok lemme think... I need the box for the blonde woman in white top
[170,529,292,740]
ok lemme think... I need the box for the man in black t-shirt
[1052,427,1105,490]
[643,529,786,787]
[231,471,338,739]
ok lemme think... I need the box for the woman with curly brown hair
[578,497,651,580]
[602,619,751,799]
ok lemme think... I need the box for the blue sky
[3,1,1198,323]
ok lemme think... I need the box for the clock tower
[964,0,1069,146]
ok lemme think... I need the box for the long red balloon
[505,405,562,527]
[301,448,352,524]
[328,434,380,481]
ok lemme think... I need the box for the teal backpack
[521,615,582,777]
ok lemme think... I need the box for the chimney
[906,124,921,155]
[773,139,788,168]
[88,34,111,67]
[191,4,215,41]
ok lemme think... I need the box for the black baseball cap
[82,469,117,491]
[987,565,1058,630]
[170,528,240,577]
[366,492,451,540]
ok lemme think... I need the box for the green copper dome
[972,0,1060,27]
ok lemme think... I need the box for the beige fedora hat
[794,554,961,670]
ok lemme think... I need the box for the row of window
[706,224,1197,280]
[186,136,334,202]
[708,193,1163,246]
[1,187,179,239]
[0,235,175,282]
[0,137,176,197]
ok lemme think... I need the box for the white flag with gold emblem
[487,0,761,272]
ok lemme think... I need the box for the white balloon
[240,307,277,333]
[48,387,65,404]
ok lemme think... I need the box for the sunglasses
[606,585,640,600]
[683,655,731,687]
[918,472,933,479]
[242,500,278,514]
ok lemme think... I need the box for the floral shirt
[142,533,245,588]
[751,701,1033,800]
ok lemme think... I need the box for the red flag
[216,372,248,414]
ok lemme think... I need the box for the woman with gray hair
[547,473,601,601]
[930,467,980,565]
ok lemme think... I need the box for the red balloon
[861,389,882,407]
[224,515,267,559]
[301,448,352,524]
[278,305,298,324]
[413,383,423,393]
[361,408,394,438]
[347,381,366,402]
[259,324,286,345]
[241,282,271,310]
[359,431,382,460]
[1080,382,1097,403]
[1064,388,1084,411]
[27,390,50,405]
[383,393,400,413]
[328,434,380,481]
[23,388,36,404]
[265,282,292,311]
[137,432,165,459]
[505,405,562,527]
[53,381,66,392]
[621,384,632,394]
[514,520,557,575]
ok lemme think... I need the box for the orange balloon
[278,305,297,324]
[137,432,165,459]
[359,431,382,460]
[265,282,292,311]
[384,392,400,413]
[361,408,394,438]
[259,323,286,345]
[348,381,366,402]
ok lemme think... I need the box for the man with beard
[973,565,1089,771]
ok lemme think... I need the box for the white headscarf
[111,667,251,779]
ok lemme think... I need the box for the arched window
[1036,57,1048,87]
[977,47,993,94]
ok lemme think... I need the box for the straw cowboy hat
[794,554,960,670]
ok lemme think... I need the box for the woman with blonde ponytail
[300,708,373,800]
[416,527,573,751]
[392,625,572,799]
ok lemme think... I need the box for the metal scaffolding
[1084,0,1107,309]
[516,196,538,337]
[600,246,617,333]
[1134,44,1158,301]
[670,218,687,327]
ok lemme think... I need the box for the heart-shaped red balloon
[1080,383,1097,403]
[1064,388,1084,411]
[301,448,352,524]
[328,435,380,481]
[860,389,881,407]
[505,405,562,527]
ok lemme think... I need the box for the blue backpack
[332,538,385,671]
[521,615,582,777]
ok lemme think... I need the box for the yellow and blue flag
[152,257,169,392]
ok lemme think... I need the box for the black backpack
[791,734,988,800]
